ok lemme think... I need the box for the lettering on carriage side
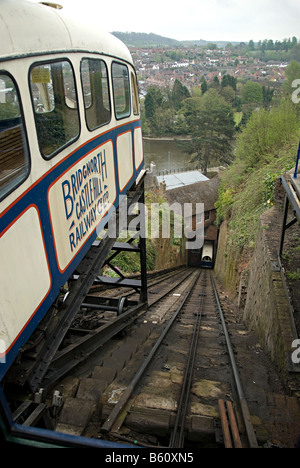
[0,339,6,364]
[61,150,110,253]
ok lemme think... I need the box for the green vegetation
[141,66,285,173]
[215,96,300,253]
[107,238,157,275]
[178,89,235,175]
[141,57,300,258]
[110,35,300,274]
[112,32,299,61]
[112,32,181,48]
[286,269,300,281]
[106,191,186,275]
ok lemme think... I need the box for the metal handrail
[294,140,300,179]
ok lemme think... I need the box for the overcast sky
[29,0,300,42]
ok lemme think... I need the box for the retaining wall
[215,201,299,383]
[243,207,297,378]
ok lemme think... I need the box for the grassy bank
[105,190,186,276]
[215,99,300,292]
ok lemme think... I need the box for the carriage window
[81,59,111,131]
[30,60,79,158]
[131,73,140,116]
[0,73,29,200]
[112,62,130,119]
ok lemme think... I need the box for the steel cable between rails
[101,270,202,434]
[169,271,207,448]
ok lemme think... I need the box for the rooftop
[164,175,221,213]
[156,171,209,191]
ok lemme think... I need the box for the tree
[144,86,169,135]
[221,74,237,91]
[262,86,274,109]
[182,89,235,174]
[236,99,299,168]
[242,81,263,105]
[200,76,208,95]
[180,96,203,129]
[211,76,221,90]
[144,86,164,121]
[172,79,191,111]
[290,45,300,63]
[284,60,300,99]
[152,107,175,135]
[248,40,255,51]
[174,113,188,135]
[222,86,236,105]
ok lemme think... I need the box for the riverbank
[143,135,191,141]
[143,137,192,174]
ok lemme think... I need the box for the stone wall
[153,236,186,271]
[214,175,300,385]
[214,220,240,296]
[243,207,297,379]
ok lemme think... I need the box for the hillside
[214,99,300,294]
[111,32,180,48]
[111,31,240,48]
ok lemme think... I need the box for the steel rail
[41,269,195,388]
[98,266,190,303]
[41,302,146,389]
[210,274,259,449]
[119,267,190,300]
[147,269,197,308]
[101,271,201,434]
[169,271,206,447]
[90,265,187,295]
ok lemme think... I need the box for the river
[143,138,193,175]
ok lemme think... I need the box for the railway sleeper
[55,373,112,437]
[53,321,156,437]
[100,403,219,446]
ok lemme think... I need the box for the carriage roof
[0,0,133,64]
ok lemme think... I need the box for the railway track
[39,267,192,389]
[49,268,259,448]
